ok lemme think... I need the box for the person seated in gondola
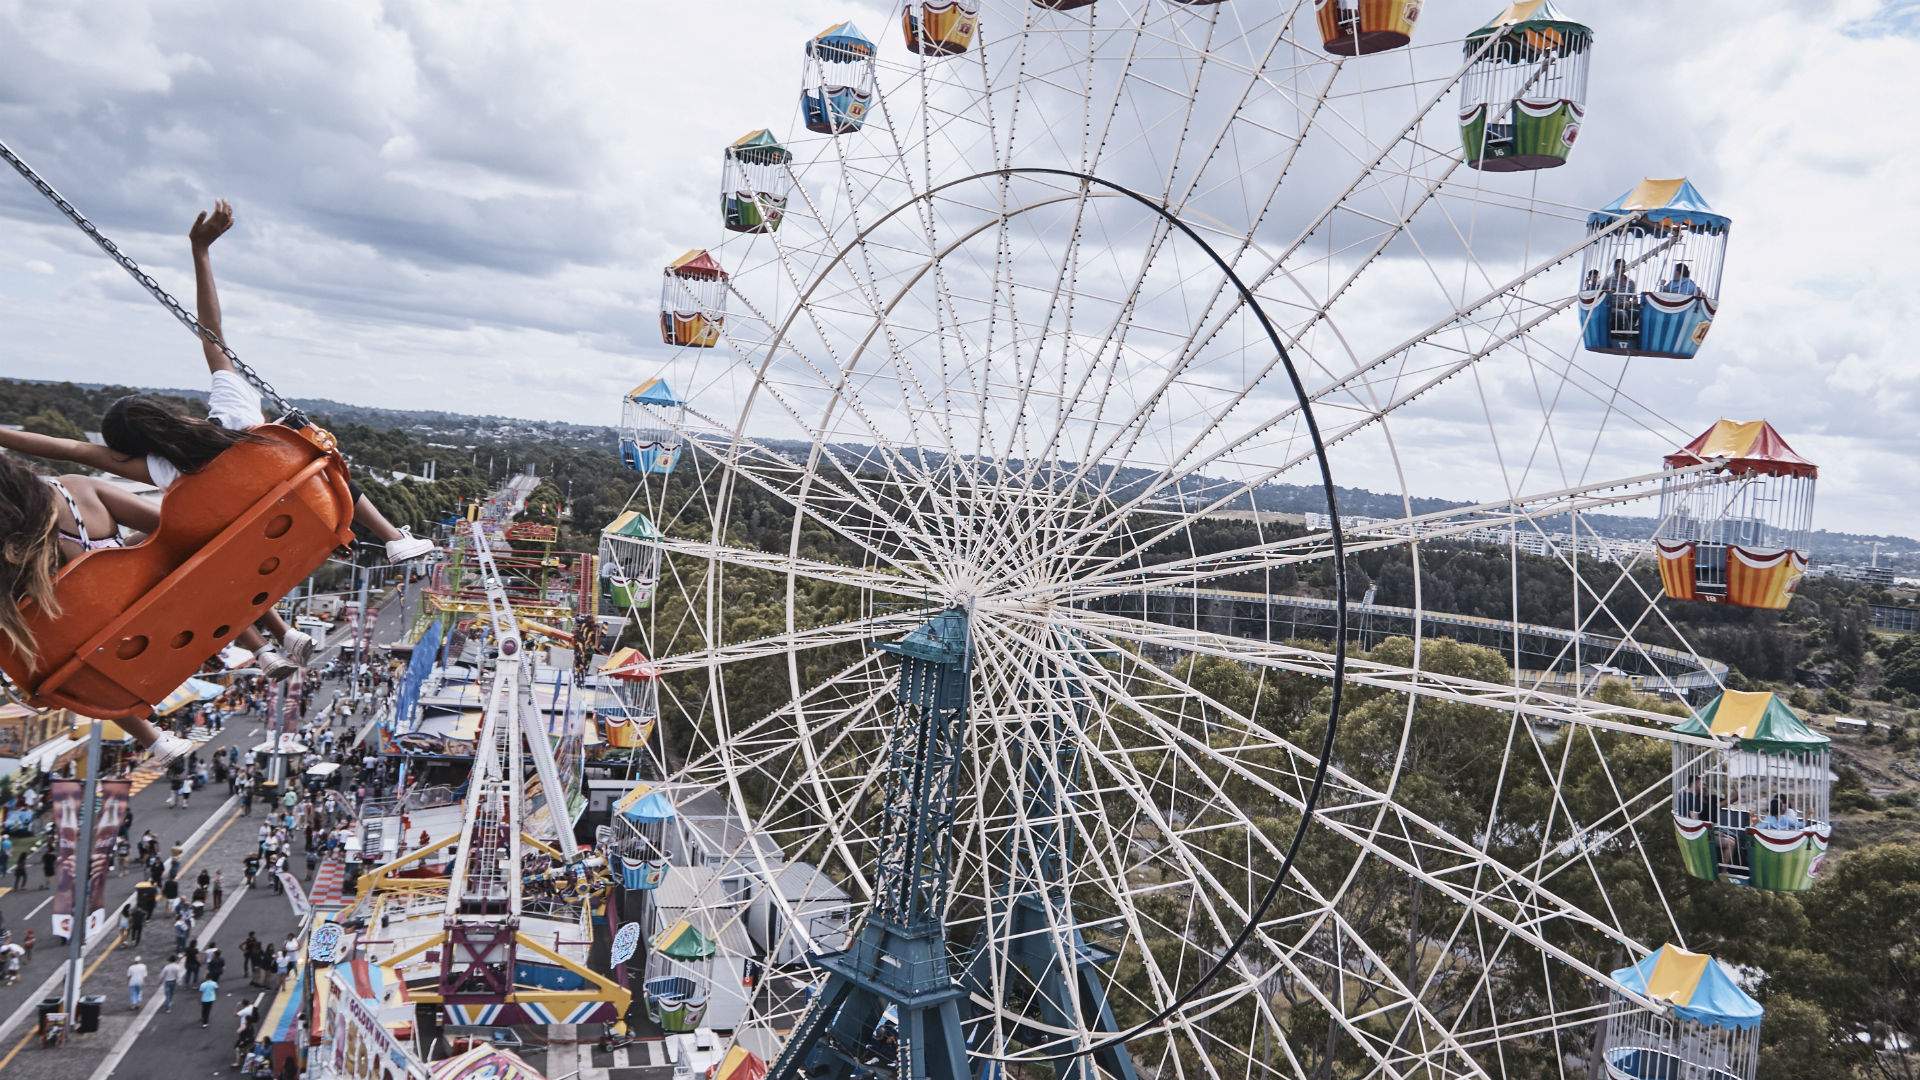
[0,201,434,660]
[1759,797,1803,832]
[0,454,277,760]
[1678,776,1737,868]
[1600,258,1639,338]
[1659,262,1700,295]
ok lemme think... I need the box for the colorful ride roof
[156,676,224,717]
[1467,1,1591,46]
[625,377,682,408]
[664,249,728,281]
[1675,690,1829,754]
[431,1045,548,1080]
[603,509,665,540]
[715,1046,770,1080]
[809,20,876,58]
[654,918,718,960]
[1588,178,1730,231]
[729,128,793,165]
[615,785,677,823]
[1612,944,1763,1031]
[1664,419,1816,479]
[601,646,659,681]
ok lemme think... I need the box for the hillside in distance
[4,377,1914,571]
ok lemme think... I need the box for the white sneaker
[258,647,299,682]
[384,528,435,563]
[280,629,316,667]
[148,733,195,766]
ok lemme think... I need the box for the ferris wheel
[603,4,1810,1080]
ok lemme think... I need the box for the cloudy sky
[1,0,1916,536]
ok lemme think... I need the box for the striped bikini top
[43,477,126,553]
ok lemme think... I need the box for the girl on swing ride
[0,200,437,758]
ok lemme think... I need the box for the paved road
[0,582,417,1080]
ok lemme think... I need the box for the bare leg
[353,495,403,544]
[115,713,165,750]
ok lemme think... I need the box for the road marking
[0,795,240,1054]
[0,911,140,1071]
[24,895,53,919]
[88,882,250,1080]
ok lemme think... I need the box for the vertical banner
[91,780,130,937]
[52,779,129,938]
[49,779,80,938]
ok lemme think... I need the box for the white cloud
[0,0,1912,538]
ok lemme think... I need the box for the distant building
[1870,604,1920,633]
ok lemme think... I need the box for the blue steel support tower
[769,608,974,1080]
[966,630,1137,1080]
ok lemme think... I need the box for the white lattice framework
[596,5,1764,1079]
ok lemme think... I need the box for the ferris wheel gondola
[902,0,979,56]
[1671,690,1832,893]
[1315,0,1422,54]
[1459,1,1593,172]
[1656,419,1816,610]
[1579,177,1731,359]
[801,23,877,135]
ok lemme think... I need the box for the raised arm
[0,428,151,484]
[189,199,237,375]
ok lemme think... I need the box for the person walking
[198,975,218,1026]
[184,938,202,983]
[11,851,27,891]
[128,902,147,946]
[127,957,147,1010]
[211,869,225,910]
[159,954,185,1012]
[41,843,56,889]
[205,944,225,984]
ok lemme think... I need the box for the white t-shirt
[146,369,268,491]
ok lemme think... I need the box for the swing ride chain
[0,138,304,425]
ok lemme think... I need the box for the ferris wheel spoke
[1047,631,1582,1079]
[990,223,1634,599]
[651,608,937,677]
[648,535,933,599]
[959,623,1238,1072]
[1058,606,1704,744]
[1054,30,1494,506]
[1054,631,1663,1013]
[1050,464,1719,602]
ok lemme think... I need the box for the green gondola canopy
[1675,690,1830,755]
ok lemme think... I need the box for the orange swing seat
[0,423,355,720]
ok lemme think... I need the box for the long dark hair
[100,395,262,474]
[0,454,62,663]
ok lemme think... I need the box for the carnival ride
[352,514,631,1037]
[0,4,1842,1080]
[0,141,356,724]
[597,4,1825,1080]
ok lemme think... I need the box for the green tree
[1762,843,1920,1080]
[20,407,85,441]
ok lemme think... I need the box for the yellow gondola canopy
[1675,690,1829,754]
